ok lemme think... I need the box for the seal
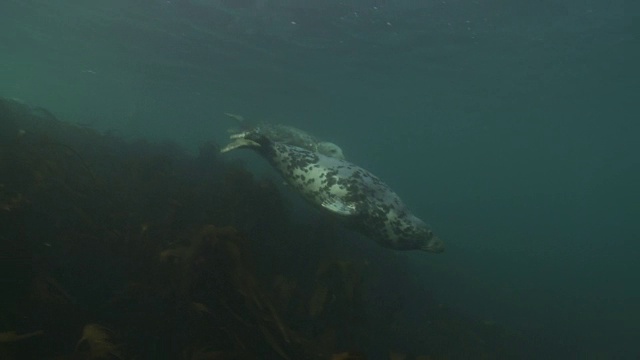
[224,113,346,160]
[221,131,444,253]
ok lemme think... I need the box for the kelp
[155,225,299,359]
[75,324,123,360]
[330,352,367,360]
[0,330,43,343]
[0,97,557,359]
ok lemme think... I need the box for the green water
[2,0,638,357]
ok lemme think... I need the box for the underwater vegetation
[0,97,566,359]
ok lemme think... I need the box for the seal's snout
[420,235,445,253]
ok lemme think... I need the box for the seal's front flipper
[321,197,358,216]
[220,138,260,153]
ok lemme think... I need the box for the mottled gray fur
[221,132,444,253]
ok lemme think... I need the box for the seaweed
[0,97,569,359]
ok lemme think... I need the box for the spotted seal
[224,113,345,160]
[220,131,444,253]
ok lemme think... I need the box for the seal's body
[221,132,444,253]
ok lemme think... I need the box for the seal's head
[369,213,444,253]
[317,141,345,160]
[420,231,445,253]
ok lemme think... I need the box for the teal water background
[1,0,638,357]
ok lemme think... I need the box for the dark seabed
[1,0,639,359]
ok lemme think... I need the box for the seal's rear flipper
[224,112,245,123]
[220,138,260,153]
